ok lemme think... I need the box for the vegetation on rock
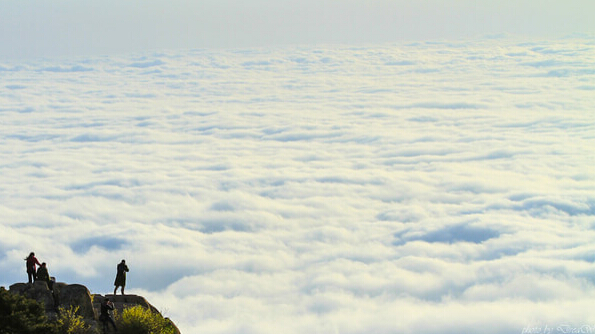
[55,305,99,334]
[1,285,179,334]
[0,286,55,334]
[117,305,177,334]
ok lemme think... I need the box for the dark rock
[93,294,158,315]
[9,281,55,314]
[7,282,181,334]
[53,283,95,320]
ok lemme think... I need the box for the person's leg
[121,285,125,295]
[114,286,118,295]
[109,317,118,331]
[28,272,33,283]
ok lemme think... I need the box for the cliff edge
[8,281,180,334]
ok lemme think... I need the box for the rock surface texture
[8,281,180,333]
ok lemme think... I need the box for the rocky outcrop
[8,281,180,333]
[9,281,58,318]
[92,294,159,315]
[54,283,96,320]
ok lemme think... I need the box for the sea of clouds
[1,37,595,334]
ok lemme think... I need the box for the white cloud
[1,38,595,333]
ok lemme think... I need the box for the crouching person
[36,262,54,290]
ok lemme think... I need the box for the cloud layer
[1,37,595,333]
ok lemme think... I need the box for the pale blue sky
[1,0,593,59]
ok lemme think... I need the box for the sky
[1,2,595,334]
[1,0,594,59]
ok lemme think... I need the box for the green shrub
[116,305,176,334]
[0,286,56,334]
[55,305,98,334]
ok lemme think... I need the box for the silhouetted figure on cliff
[100,297,118,333]
[25,252,41,284]
[36,262,54,290]
[113,259,129,295]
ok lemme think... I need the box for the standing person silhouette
[113,259,129,295]
[25,252,41,283]
[99,297,118,333]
